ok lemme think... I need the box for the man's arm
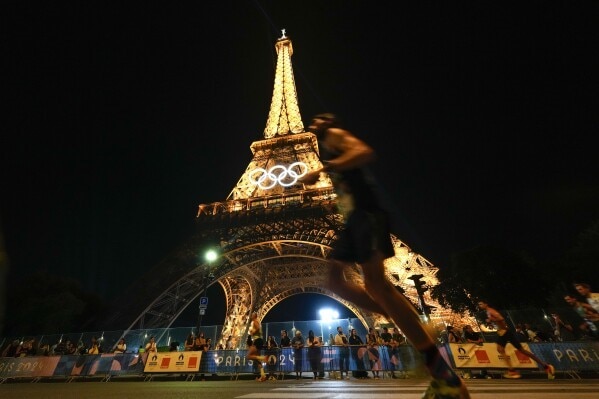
[322,128,375,172]
[486,308,504,323]
[301,128,375,185]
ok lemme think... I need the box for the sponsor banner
[209,349,286,374]
[447,343,538,369]
[0,356,60,377]
[210,347,349,374]
[2,342,597,379]
[529,341,599,371]
[207,346,411,374]
[143,351,202,373]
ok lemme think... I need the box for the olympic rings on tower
[248,162,309,189]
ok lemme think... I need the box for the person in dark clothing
[280,329,291,347]
[348,328,366,378]
[307,330,322,380]
[290,330,304,379]
[300,113,469,398]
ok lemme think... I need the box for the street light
[205,249,218,263]
[197,248,219,335]
[319,308,338,343]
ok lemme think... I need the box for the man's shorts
[330,208,395,264]
[496,329,524,350]
[253,337,264,350]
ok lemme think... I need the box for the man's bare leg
[327,260,389,316]
[328,252,469,398]
[327,255,433,349]
[247,346,267,381]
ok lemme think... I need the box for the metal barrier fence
[0,306,594,359]
[0,345,422,382]
[0,318,370,356]
[2,340,599,383]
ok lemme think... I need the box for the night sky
[3,1,599,326]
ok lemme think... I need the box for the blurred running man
[247,311,267,381]
[301,113,470,398]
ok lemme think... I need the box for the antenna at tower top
[280,28,286,39]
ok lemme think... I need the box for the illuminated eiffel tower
[112,31,473,348]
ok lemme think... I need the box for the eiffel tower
[107,31,472,348]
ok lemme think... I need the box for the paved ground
[0,378,598,399]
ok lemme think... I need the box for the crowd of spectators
[441,281,599,345]
[2,282,597,359]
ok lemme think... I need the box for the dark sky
[3,1,599,325]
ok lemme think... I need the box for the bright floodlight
[205,249,218,263]
[319,308,339,321]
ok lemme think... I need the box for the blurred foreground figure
[301,113,470,398]
[0,219,8,336]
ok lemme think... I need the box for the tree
[3,270,106,336]
[431,245,551,315]
[564,219,599,288]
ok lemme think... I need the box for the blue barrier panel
[0,356,60,378]
[109,353,147,375]
[528,341,599,372]
[2,342,596,380]
[207,346,403,375]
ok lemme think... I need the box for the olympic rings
[248,162,309,189]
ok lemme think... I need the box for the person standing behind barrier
[307,330,322,380]
[477,300,555,379]
[225,334,234,349]
[366,327,381,379]
[88,336,100,355]
[380,326,398,378]
[563,294,599,339]
[333,326,350,379]
[184,333,195,351]
[462,325,489,379]
[65,339,77,355]
[447,326,463,343]
[348,328,366,378]
[514,324,528,342]
[390,327,407,378]
[574,282,599,313]
[523,323,539,342]
[290,330,304,379]
[280,329,291,347]
[114,338,127,354]
[266,335,279,380]
[550,313,577,341]
[194,331,207,351]
[145,336,157,353]
[247,311,268,382]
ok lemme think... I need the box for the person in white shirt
[574,282,599,313]
[114,338,127,354]
[333,326,350,379]
[145,336,157,353]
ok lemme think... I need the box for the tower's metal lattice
[115,32,475,349]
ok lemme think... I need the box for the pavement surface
[0,377,598,399]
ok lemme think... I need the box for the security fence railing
[1,305,595,358]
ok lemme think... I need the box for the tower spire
[227,31,330,201]
[263,30,305,138]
